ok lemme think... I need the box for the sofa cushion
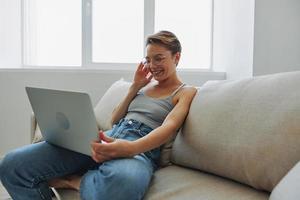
[52,188,80,200]
[144,165,269,200]
[171,71,300,192]
[94,78,131,131]
[32,124,43,143]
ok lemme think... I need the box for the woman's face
[144,44,180,81]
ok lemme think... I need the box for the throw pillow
[94,78,131,131]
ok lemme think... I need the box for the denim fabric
[0,118,160,200]
[107,118,160,168]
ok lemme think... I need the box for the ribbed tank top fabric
[125,83,186,129]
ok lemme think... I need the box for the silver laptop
[25,87,99,156]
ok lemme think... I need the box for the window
[23,0,213,69]
[155,0,212,69]
[92,0,144,63]
[23,0,82,67]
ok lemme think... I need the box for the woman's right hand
[132,62,153,89]
[90,131,136,163]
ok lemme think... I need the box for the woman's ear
[174,52,181,66]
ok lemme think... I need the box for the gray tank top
[125,83,186,129]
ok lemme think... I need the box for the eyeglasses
[143,55,167,66]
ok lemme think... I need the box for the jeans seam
[37,188,48,200]
[32,169,79,200]
[30,169,79,200]
[30,171,53,187]
[31,169,76,187]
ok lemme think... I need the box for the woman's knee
[106,158,153,187]
[80,158,153,200]
[0,144,44,182]
[0,150,25,181]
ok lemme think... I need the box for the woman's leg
[0,142,96,200]
[48,173,82,190]
[80,154,154,200]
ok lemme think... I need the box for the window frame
[22,0,214,71]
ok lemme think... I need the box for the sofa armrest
[270,161,300,200]
[30,112,37,142]
[30,112,43,143]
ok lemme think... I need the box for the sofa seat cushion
[144,165,269,200]
[51,165,269,200]
[52,188,80,200]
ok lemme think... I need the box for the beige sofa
[31,71,300,200]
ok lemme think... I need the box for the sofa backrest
[171,71,300,192]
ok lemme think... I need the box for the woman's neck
[155,74,182,89]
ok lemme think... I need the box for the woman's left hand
[90,131,136,163]
[133,62,153,89]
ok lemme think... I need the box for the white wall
[253,0,300,75]
[0,0,22,68]
[0,69,225,157]
[213,0,300,78]
[213,0,255,80]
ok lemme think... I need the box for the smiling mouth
[151,70,163,76]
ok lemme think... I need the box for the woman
[0,31,197,200]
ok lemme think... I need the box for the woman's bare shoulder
[181,85,197,96]
[173,85,197,104]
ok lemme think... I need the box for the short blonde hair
[146,31,182,55]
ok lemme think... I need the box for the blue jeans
[0,118,160,200]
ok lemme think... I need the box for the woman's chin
[152,76,163,81]
[152,73,166,81]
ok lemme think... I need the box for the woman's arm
[91,86,197,162]
[110,62,153,125]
